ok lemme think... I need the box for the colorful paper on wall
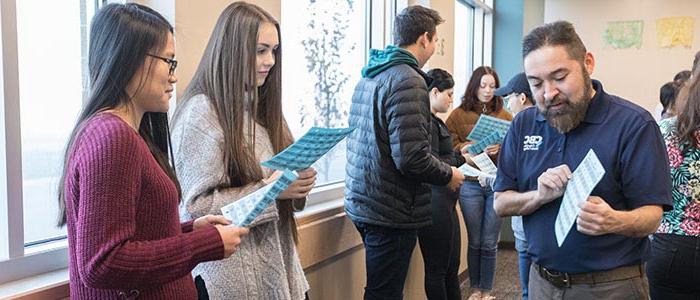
[656,17,694,48]
[603,20,643,49]
[221,170,298,227]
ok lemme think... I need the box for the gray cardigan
[171,94,308,300]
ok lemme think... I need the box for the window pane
[281,0,367,185]
[17,0,85,245]
[454,1,474,103]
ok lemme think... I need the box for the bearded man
[493,21,672,300]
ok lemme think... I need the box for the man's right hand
[215,225,250,258]
[447,166,466,191]
[534,164,571,205]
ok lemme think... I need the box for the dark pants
[418,186,462,300]
[647,233,700,300]
[355,222,418,300]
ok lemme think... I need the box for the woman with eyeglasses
[57,4,249,299]
[171,2,315,299]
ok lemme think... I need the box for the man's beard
[537,72,593,133]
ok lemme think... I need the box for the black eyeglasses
[147,54,177,75]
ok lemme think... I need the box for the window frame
[0,0,106,285]
[288,0,397,206]
[0,0,401,285]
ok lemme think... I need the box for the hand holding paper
[279,167,317,199]
[535,165,572,205]
[221,170,298,227]
[553,149,605,247]
[576,196,618,236]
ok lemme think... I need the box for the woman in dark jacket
[418,69,467,300]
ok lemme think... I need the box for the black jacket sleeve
[385,76,453,186]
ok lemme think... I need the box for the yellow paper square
[656,17,694,48]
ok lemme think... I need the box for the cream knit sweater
[171,94,308,300]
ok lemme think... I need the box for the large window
[281,0,368,187]
[0,0,104,285]
[454,0,493,105]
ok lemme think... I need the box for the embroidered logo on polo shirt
[523,135,542,151]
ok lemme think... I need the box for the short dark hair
[426,68,454,92]
[393,5,444,46]
[522,20,587,62]
[694,50,700,73]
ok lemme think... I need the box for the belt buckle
[543,267,571,288]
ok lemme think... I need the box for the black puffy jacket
[344,63,453,229]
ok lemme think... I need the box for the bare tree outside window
[282,0,365,184]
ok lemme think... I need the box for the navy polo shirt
[494,80,672,273]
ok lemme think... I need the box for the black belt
[534,263,643,288]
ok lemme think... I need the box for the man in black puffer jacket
[345,5,465,300]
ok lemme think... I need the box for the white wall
[544,0,700,113]
[173,0,280,99]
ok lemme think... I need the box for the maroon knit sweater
[64,113,224,299]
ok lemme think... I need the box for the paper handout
[466,115,511,142]
[467,131,503,155]
[221,170,298,227]
[261,127,355,171]
[472,152,498,175]
[554,149,606,247]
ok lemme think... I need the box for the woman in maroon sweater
[57,4,249,299]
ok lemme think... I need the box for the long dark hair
[459,66,503,113]
[176,2,298,239]
[676,55,700,149]
[57,3,178,227]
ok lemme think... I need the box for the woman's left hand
[485,144,501,156]
[193,214,232,230]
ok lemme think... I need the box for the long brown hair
[177,2,299,239]
[676,51,700,149]
[57,4,178,227]
[458,66,503,113]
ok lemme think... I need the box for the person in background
[655,71,690,120]
[418,68,467,300]
[57,3,248,299]
[494,20,671,299]
[345,5,465,299]
[170,2,315,299]
[674,70,692,85]
[445,66,512,300]
[659,81,679,120]
[647,53,700,300]
[492,72,534,300]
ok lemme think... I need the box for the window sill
[0,184,347,299]
[0,268,68,300]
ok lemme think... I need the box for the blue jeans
[354,222,417,300]
[459,180,501,291]
[515,237,531,300]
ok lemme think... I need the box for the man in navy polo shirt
[493,21,672,299]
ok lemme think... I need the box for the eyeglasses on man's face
[147,54,177,76]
